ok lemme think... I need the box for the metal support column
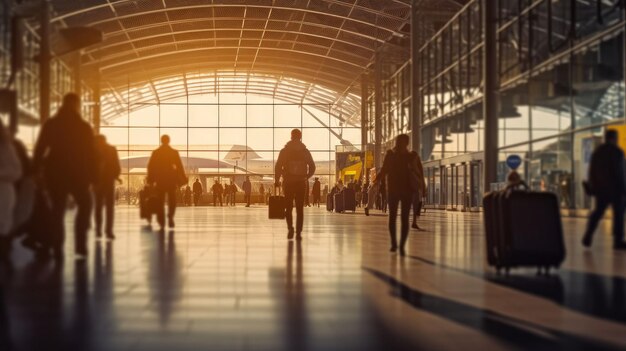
[483,0,499,192]
[74,51,82,99]
[410,0,421,155]
[361,74,368,150]
[374,55,382,169]
[39,0,51,124]
[361,74,369,180]
[93,73,101,133]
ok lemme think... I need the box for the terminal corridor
[2,208,626,351]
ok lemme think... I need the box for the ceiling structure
[48,0,468,125]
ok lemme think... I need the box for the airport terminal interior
[2,0,626,350]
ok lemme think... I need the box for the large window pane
[189,104,218,127]
[572,34,624,128]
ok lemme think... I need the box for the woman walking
[375,134,425,256]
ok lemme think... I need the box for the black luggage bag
[268,189,286,220]
[326,194,334,212]
[483,188,565,274]
[334,192,345,213]
[482,191,499,267]
[140,188,159,220]
[343,188,356,212]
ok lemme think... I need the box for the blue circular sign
[506,155,522,170]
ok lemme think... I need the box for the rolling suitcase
[326,194,334,212]
[343,188,356,212]
[482,192,499,267]
[485,187,566,274]
[268,188,286,220]
[334,192,345,213]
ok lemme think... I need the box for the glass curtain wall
[419,0,484,162]
[100,93,359,205]
[0,6,92,150]
[403,0,626,210]
[497,0,625,210]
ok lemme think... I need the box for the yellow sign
[609,125,626,152]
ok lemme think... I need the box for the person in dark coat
[212,180,223,206]
[375,134,421,256]
[242,176,252,207]
[311,177,321,207]
[259,184,265,205]
[275,129,316,240]
[192,178,203,206]
[33,93,97,258]
[583,129,626,250]
[228,181,237,206]
[147,135,187,231]
[94,134,120,240]
[184,185,192,206]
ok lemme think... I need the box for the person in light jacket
[0,119,22,262]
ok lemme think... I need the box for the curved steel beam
[86,27,376,56]
[78,5,400,37]
[53,0,406,29]
[96,46,366,71]
[99,62,359,92]
[98,56,360,83]
[88,37,370,67]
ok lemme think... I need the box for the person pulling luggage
[582,129,626,250]
[274,129,316,240]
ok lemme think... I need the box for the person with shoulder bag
[274,129,316,240]
[375,134,416,256]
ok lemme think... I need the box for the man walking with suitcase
[583,130,626,250]
[147,135,187,231]
[275,129,316,240]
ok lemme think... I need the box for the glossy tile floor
[2,206,626,351]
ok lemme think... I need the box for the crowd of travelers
[6,92,626,269]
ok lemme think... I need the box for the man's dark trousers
[584,195,625,244]
[284,181,306,234]
[95,181,115,236]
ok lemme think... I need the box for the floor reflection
[1,208,626,350]
[409,254,626,325]
[364,267,617,350]
[144,230,183,327]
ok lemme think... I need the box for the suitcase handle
[274,184,282,196]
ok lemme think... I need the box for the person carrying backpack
[275,129,316,240]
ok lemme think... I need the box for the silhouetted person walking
[0,119,21,262]
[226,179,237,206]
[275,129,316,240]
[192,178,203,206]
[259,184,265,204]
[243,176,252,207]
[375,134,421,256]
[94,135,120,240]
[147,135,187,231]
[212,180,223,206]
[312,177,321,207]
[582,130,626,250]
[33,93,97,258]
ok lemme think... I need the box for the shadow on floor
[408,255,626,325]
[364,267,620,350]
